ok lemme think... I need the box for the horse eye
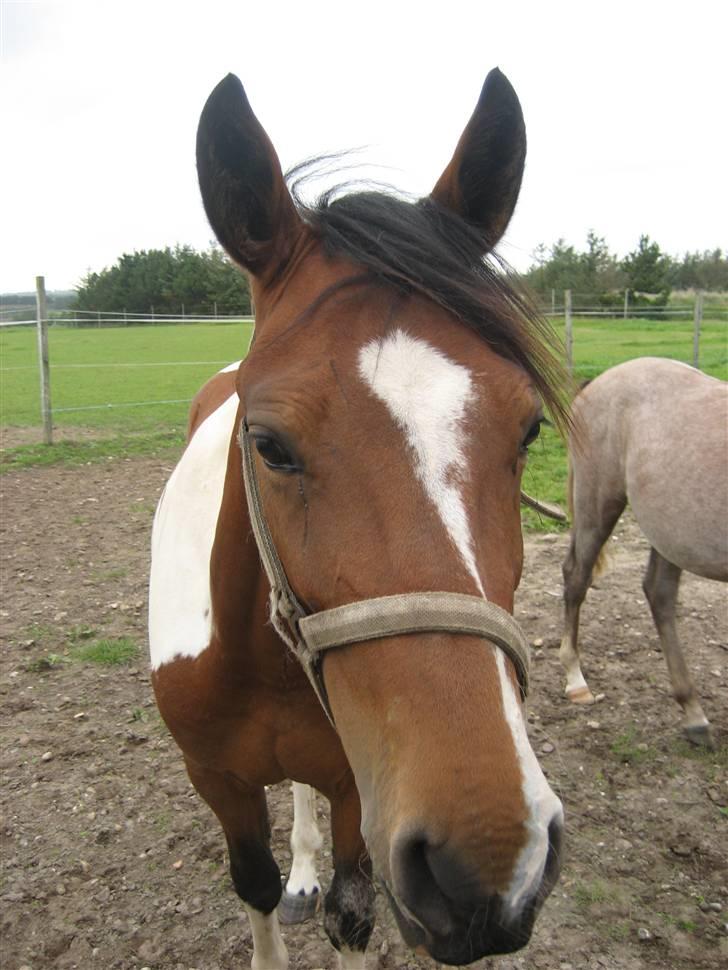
[522,419,542,450]
[252,434,298,473]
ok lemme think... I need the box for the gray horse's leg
[560,533,602,703]
[560,495,625,704]
[642,548,714,749]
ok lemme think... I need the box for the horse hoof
[566,685,595,705]
[278,887,321,924]
[684,724,715,750]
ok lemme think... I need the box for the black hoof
[684,723,715,750]
[278,887,321,924]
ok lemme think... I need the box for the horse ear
[196,74,304,279]
[430,68,526,250]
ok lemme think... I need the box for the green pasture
[1,315,726,531]
[551,316,727,381]
[0,320,254,434]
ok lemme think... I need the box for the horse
[149,68,567,969]
[559,357,728,749]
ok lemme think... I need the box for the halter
[241,423,530,726]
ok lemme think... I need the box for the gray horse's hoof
[566,685,595,705]
[684,723,715,750]
[278,887,321,924]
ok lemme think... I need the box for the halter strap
[240,423,530,726]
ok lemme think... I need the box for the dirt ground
[1,451,726,970]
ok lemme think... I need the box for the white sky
[1,0,726,293]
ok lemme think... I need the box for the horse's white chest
[148,392,238,670]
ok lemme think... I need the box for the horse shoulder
[188,363,241,440]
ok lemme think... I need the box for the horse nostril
[542,813,564,895]
[390,832,454,939]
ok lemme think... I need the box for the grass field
[0,320,254,433]
[1,315,726,529]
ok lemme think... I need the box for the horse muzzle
[384,813,564,965]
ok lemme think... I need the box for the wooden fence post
[623,288,629,319]
[693,291,704,369]
[564,289,573,375]
[35,276,53,445]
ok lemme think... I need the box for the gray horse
[559,357,727,747]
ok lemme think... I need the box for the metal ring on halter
[240,421,531,727]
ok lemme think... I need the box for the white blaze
[496,649,563,912]
[359,328,562,911]
[358,329,485,596]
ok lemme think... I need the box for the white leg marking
[245,905,288,970]
[148,391,238,669]
[339,947,367,969]
[495,649,563,914]
[559,632,592,698]
[683,704,710,729]
[286,783,322,896]
[358,329,485,596]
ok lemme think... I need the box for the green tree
[523,231,624,308]
[74,245,251,315]
[669,249,728,291]
[621,235,670,295]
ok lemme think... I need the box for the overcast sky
[1,0,726,293]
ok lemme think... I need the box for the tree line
[524,233,728,309]
[70,238,726,317]
[74,245,251,315]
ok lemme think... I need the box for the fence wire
[2,306,726,431]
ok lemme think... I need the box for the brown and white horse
[560,357,728,748]
[149,70,566,968]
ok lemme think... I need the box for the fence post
[623,288,629,319]
[35,276,53,445]
[692,291,704,369]
[551,288,556,314]
[564,289,573,375]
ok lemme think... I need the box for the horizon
[2,232,726,301]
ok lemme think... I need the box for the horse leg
[642,548,714,749]
[324,780,375,970]
[185,761,288,970]
[278,782,323,924]
[560,498,625,704]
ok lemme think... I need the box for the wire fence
[1,307,254,439]
[5,305,728,326]
[2,297,726,442]
[0,309,254,327]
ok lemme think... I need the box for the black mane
[289,174,570,426]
